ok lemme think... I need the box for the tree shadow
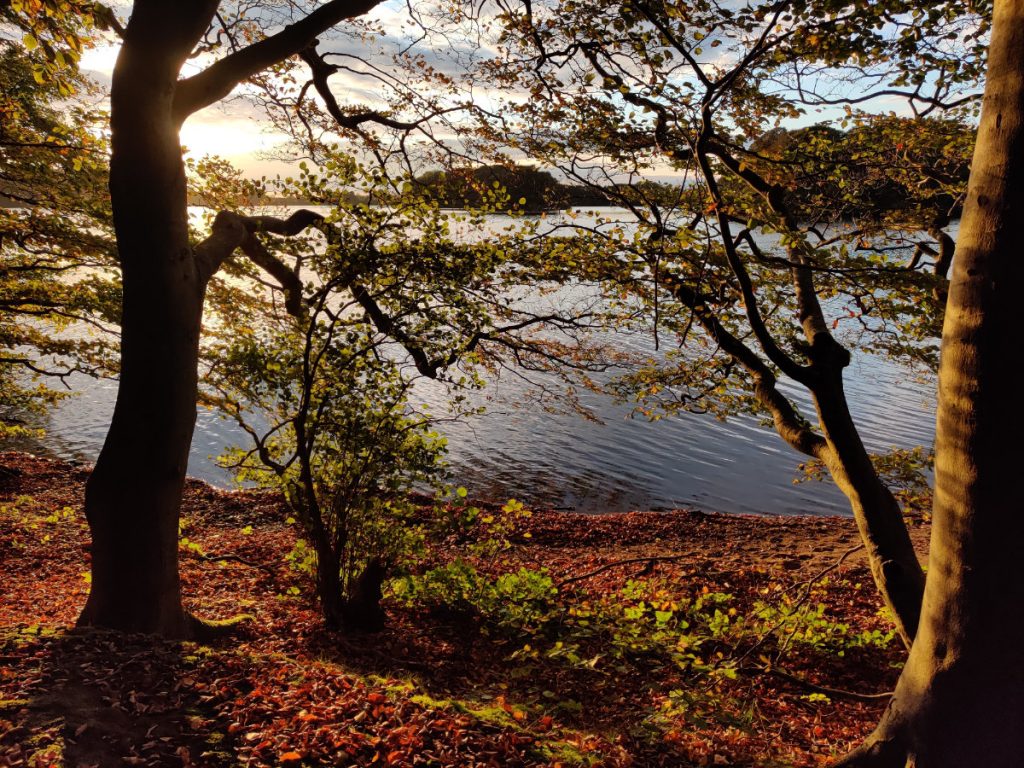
[1,627,238,767]
[296,604,652,733]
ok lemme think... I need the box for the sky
[77,0,493,179]
[80,35,305,177]
[74,1,979,182]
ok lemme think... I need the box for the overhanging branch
[299,45,456,133]
[195,208,474,380]
[195,210,316,315]
[172,0,385,122]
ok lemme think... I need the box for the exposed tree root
[832,728,908,768]
[187,612,255,643]
[74,608,253,642]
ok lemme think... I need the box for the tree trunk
[74,0,383,637]
[835,2,1024,764]
[674,277,925,646]
[316,546,346,630]
[343,557,388,633]
[77,4,215,637]
[812,375,925,647]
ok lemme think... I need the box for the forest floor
[0,451,929,768]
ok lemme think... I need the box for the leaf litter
[0,452,929,767]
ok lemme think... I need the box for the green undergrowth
[0,495,79,549]
[1,478,901,766]
[394,560,894,675]
[391,557,897,752]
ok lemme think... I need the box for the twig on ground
[557,554,692,588]
[336,637,432,672]
[744,664,893,703]
[738,544,865,664]
[779,544,865,599]
[187,551,279,578]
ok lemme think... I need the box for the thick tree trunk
[77,5,214,637]
[74,1,382,637]
[812,376,925,647]
[835,2,1024,764]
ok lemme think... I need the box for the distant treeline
[412,119,971,219]
[185,193,368,207]
[183,118,971,220]
[412,165,646,211]
[748,121,971,224]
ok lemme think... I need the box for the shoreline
[0,449,930,581]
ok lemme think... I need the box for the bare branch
[173,0,386,122]
[661,272,827,459]
[300,45,458,133]
[195,209,319,315]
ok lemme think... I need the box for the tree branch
[196,208,480,380]
[707,140,851,373]
[694,133,813,385]
[194,210,317,315]
[173,0,385,122]
[299,45,456,132]
[662,273,827,459]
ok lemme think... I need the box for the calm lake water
[21,209,940,517]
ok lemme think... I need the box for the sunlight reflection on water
[28,209,938,516]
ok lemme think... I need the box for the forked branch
[173,0,386,122]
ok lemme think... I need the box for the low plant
[398,563,894,686]
[214,330,446,630]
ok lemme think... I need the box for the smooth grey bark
[835,1,1024,764]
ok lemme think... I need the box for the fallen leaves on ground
[0,452,927,767]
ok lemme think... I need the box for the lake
[20,209,940,517]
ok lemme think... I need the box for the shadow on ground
[1,627,238,767]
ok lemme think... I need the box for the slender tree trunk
[836,2,1024,764]
[812,375,924,647]
[316,545,345,629]
[77,5,215,637]
[675,278,925,645]
[694,135,926,644]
